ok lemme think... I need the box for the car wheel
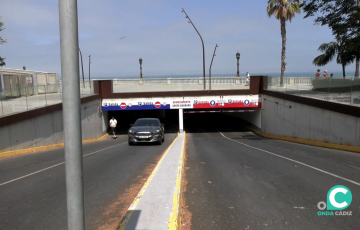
[128,141,133,146]
[158,139,162,145]
[162,135,165,142]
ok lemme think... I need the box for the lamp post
[209,44,219,91]
[88,55,91,89]
[181,8,206,90]
[79,48,85,88]
[59,0,85,229]
[236,51,240,77]
[139,57,143,81]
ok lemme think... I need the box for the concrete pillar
[102,110,109,132]
[179,108,183,133]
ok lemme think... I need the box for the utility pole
[209,44,219,91]
[58,0,85,229]
[88,55,91,89]
[181,8,206,90]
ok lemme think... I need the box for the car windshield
[134,119,160,127]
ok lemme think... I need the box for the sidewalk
[118,132,185,230]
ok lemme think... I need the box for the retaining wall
[0,99,106,153]
[261,95,360,147]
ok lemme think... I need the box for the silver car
[128,118,165,145]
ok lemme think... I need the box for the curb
[168,131,186,230]
[248,127,360,154]
[0,133,109,159]
[117,133,180,230]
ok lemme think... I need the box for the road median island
[117,132,186,230]
[0,133,109,159]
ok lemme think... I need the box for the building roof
[0,68,57,75]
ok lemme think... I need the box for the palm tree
[313,37,353,78]
[267,0,301,87]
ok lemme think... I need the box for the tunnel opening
[183,112,258,134]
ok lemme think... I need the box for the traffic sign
[155,101,161,108]
[120,102,127,109]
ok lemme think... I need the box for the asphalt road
[0,132,177,230]
[183,113,360,230]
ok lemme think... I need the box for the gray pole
[182,8,206,90]
[209,44,219,91]
[58,1,85,230]
[88,55,91,89]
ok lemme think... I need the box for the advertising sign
[102,95,261,111]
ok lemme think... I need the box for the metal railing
[0,81,97,117]
[112,77,249,93]
[266,76,360,107]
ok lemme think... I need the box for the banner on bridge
[102,95,261,111]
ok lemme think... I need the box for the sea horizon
[91,71,356,80]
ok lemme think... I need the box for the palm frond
[317,42,337,53]
[313,53,334,66]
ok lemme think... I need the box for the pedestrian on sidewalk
[109,116,117,138]
[323,70,328,78]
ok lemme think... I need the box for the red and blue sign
[102,96,261,111]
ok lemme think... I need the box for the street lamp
[236,51,240,77]
[88,55,91,89]
[79,48,85,88]
[209,44,219,91]
[139,57,143,81]
[182,8,206,90]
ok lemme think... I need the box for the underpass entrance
[102,95,261,134]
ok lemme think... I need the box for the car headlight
[154,129,161,133]
[128,129,134,133]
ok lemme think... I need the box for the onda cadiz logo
[317,185,352,216]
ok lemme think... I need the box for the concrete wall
[261,95,360,147]
[226,110,262,129]
[0,99,106,153]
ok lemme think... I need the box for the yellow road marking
[248,127,360,153]
[168,131,186,230]
[117,133,180,230]
[0,133,109,159]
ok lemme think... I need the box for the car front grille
[135,131,152,135]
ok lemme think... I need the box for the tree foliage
[302,0,360,76]
[0,17,7,67]
[313,37,354,77]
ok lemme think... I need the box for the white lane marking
[293,207,306,209]
[219,131,360,186]
[0,142,126,187]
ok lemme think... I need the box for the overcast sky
[0,0,357,78]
